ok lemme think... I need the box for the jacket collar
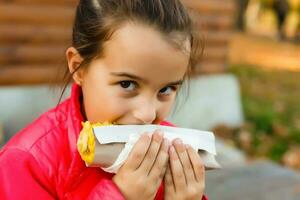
[67,83,84,152]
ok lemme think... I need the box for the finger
[169,145,185,191]
[173,139,195,185]
[123,132,152,170]
[138,130,164,174]
[148,138,169,180]
[164,163,175,193]
[186,145,205,182]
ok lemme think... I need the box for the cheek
[157,99,176,121]
[81,82,128,122]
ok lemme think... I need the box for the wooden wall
[0,0,237,85]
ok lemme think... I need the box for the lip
[115,123,145,125]
[114,120,161,125]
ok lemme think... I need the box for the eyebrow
[110,72,184,86]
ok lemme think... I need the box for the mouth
[114,123,145,125]
[114,120,161,125]
[115,122,160,125]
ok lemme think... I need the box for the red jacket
[0,84,208,200]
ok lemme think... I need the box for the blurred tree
[283,0,300,40]
[244,0,279,38]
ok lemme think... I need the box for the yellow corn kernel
[77,121,113,165]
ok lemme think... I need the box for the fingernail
[174,138,182,145]
[156,129,164,137]
[164,138,170,148]
[144,132,152,138]
[170,145,175,154]
[169,146,177,160]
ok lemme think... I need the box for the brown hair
[59,0,202,102]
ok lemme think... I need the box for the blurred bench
[206,161,300,200]
[0,85,70,144]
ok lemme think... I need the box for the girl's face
[68,23,190,125]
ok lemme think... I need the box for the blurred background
[0,0,299,199]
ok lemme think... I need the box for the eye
[159,86,176,95]
[119,81,137,91]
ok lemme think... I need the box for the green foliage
[268,140,289,162]
[229,65,300,164]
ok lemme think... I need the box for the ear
[66,47,84,85]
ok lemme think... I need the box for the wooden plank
[0,65,61,85]
[229,33,300,72]
[192,12,235,31]
[0,24,71,45]
[202,46,228,62]
[2,0,77,7]
[192,61,227,75]
[199,31,232,46]
[0,45,67,65]
[0,4,74,26]
[183,0,237,15]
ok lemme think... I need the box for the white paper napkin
[93,125,219,173]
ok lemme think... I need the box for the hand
[113,131,170,200]
[164,139,205,200]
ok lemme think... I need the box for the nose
[133,100,157,124]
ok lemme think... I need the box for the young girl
[0,0,208,199]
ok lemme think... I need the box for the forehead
[100,22,190,83]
